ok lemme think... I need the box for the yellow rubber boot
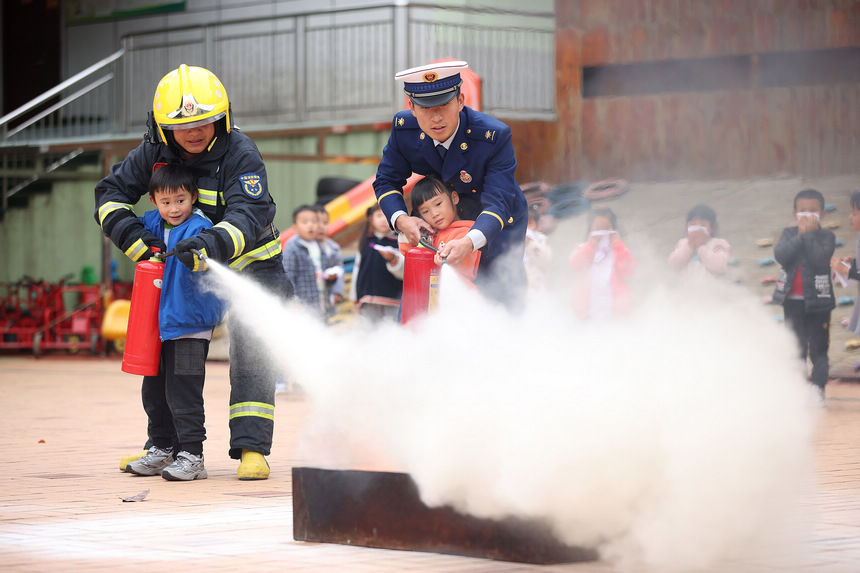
[120,450,148,472]
[237,449,270,480]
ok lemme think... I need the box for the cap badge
[460,142,468,151]
[460,170,472,183]
[423,72,438,82]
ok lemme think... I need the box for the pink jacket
[569,240,636,318]
[668,237,732,275]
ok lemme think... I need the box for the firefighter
[95,64,292,480]
[373,60,528,306]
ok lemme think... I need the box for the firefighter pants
[228,255,294,459]
[142,338,210,456]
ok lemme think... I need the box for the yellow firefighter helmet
[151,64,230,143]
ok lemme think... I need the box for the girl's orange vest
[399,220,481,282]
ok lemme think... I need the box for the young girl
[349,204,404,322]
[569,207,635,320]
[668,204,732,276]
[405,176,481,282]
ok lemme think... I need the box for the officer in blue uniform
[373,60,528,305]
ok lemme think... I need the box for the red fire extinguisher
[401,246,440,325]
[122,251,164,376]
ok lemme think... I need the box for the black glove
[123,232,166,261]
[175,236,213,272]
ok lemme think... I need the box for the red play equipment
[0,276,104,356]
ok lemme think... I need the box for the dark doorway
[3,0,61,116]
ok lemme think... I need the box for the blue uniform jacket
[141,209,227,340]
[373,106,528,266]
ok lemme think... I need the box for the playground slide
[279,60,482,248]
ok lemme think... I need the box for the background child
[282,205,329,317]
[126,164,225,481]
[349,204,404,322]
[524,205,552,292]
[832,191,860,334]
[773,188,835,399]
[312,205,345,319]
[569,207,635,320]
[668,204,732,276]
[407,176,481,282]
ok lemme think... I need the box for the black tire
[315,177,361,206]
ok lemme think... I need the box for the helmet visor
[160,111,226,131]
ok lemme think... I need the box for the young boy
[773,188,836,399]
[126,164,226,481]
[312,205,345,318]
[404,176,481,282]
[282,205,329,317]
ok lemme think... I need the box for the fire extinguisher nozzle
[191,248,207,260]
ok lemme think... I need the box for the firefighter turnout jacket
[95,130,281,270]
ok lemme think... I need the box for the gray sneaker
[126,446,174,476]
[161,451,208,481]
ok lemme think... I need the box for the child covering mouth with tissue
[569,207,635,320]
[668,204,732,276]
[773,188,835,401]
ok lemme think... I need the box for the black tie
[436,145,447,162]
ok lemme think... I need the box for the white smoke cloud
[205,255,818,571]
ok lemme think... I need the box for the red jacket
[569,239,635,318]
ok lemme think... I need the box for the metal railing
[2,3,555,147]
[0,49,125,144]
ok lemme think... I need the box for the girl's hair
[585,207,617,239]
[850,191,860,211]
[148,163,197,198]
[686,204,718,235]
[410,176,451,216]
[359,204,384,252]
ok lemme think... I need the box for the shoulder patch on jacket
[239,173,264,198]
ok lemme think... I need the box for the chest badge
[239,173,263,198]
[460,170,473,183]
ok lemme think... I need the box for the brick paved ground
[1,355,859,572]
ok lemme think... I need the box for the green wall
[0,130,384,284]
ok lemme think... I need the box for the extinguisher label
[429,274,440,314]
[153,279,163,289]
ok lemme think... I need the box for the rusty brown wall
[519,0,860,183]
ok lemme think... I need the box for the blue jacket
[141,209,227,340]
[373,106,528,267]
